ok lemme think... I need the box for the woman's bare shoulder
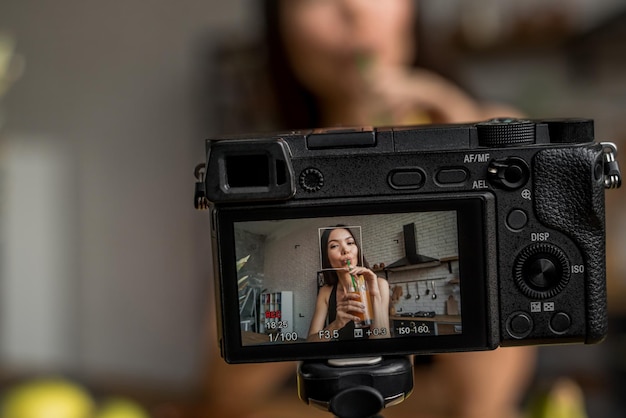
[318,284,333,299]
[376,277,390,295]
[376,276,389,285]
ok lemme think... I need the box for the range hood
[385,223,440,271]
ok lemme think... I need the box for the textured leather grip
[534,144,607,343]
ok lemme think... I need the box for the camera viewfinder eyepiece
[205,138,295,202]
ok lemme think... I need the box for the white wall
[1,138,79,371]
[0,0,256,391]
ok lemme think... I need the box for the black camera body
[199,118,620,364]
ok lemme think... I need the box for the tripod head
[297,356,413,418]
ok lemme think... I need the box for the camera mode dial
[514,243,570,300]
[476,118,535,147]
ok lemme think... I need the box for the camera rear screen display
[217,197,492,361]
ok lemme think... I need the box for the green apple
[94,398,149,418]
[525,378,588,418]
[0,377,95,418]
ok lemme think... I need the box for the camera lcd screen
[216,197,492,362]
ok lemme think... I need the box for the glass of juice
[350,274,373,328]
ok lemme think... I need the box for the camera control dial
[476,118,535,147]
[514,243,571,300]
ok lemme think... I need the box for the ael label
[472,180,488,189]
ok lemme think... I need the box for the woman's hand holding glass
[333,291,366,329]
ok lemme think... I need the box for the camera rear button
[550,312,571,334]
[436,168,469,185]
[388,169,426,190]
[506,312,533,339]
[507,209,528,230]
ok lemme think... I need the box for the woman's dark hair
[319,225,369,286]
[261,0,464,129]
[262,0,321,129]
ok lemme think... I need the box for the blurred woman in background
[261,0,521,129]
[202,1,534,417]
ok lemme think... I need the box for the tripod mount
[297,356,413,418]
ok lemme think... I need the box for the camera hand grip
[533,144,607,343]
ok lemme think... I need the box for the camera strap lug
[194,163,209,210]
[601,142,622,189]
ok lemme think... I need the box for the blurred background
[1,0,625,417]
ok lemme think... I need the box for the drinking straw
[346,260,358,290]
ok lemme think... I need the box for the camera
[195,118,621,364]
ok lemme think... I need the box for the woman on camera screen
[308,226,390,341]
